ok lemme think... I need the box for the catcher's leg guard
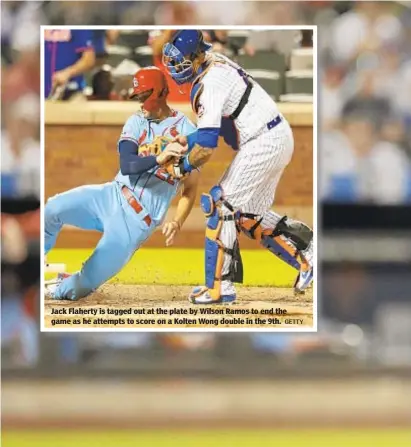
[272,216,312,253]
[193,185,243,303]
[239,214,313,289]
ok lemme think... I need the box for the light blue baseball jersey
[115,110,196,224]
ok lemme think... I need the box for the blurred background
[1,1,411,446]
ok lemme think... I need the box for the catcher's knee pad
[201,186,243,301]
[272,216,313,252]
[239,214,312,271]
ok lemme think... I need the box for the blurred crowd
[43,28,312,102]
[3,1,411,206]
[319,1,411,204]
[1,1,411,372]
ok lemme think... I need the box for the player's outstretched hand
[162,220,180,246]
[156,142,187,166]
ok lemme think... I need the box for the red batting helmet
[130,66,169,112]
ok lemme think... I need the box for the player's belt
[121,186,152,227]
[267,115,282,130]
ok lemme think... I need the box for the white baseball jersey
[191,52,296,295]
[194,53,281,147]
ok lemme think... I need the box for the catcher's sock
[221,280,236,296]
[302,239,314,267]
[219,205,238,281]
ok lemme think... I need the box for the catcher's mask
[130,66,169,112]
[162,30,212,85]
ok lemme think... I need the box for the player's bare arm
[106,30,120,45]
[172,135,213,169]
[186,144,213,168]
[162,169,199,246]
[170,132,215,177]
[52,48,96,88]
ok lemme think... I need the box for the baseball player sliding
[45,67,198,300]
[162,30,314,305]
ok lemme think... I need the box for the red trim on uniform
[162,114,184,136]
[138,130,148,145]
[138,172,153,201]
[121,186,151,227]
[174,114,184,127]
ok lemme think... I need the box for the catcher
[45,67,197,300]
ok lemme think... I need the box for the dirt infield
[44,285,313,329]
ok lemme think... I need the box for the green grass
[46,248,296,287]
[3,429,411,447]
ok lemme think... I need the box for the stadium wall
[45,102,313,248]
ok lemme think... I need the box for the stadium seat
[291,48,314,71]
[106,45,132,68]
[237,51,286,74]
[133,46,154,68]
[285,70,313,95]
[227,30,250,53]
[248,70,282,100]
[327,175,358,203]
[117,30,149,50]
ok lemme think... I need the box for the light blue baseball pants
[44,182,155,300]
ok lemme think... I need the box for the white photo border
[40,24,318,333]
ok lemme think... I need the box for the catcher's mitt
[138,137,188,179]
[137,136,171,157]
[163,157,187,179]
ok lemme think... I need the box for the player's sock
[220,204,240,280]
[221,280,236,296]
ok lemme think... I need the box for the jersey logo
[170,126,179,138]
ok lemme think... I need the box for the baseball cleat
[189,286,236,304]
[294,268,313,295]
[45,273,71,299]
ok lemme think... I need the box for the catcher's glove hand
[137,136,171,157]
[155,141,188,179]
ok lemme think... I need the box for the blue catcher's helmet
[162,30,212,85]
